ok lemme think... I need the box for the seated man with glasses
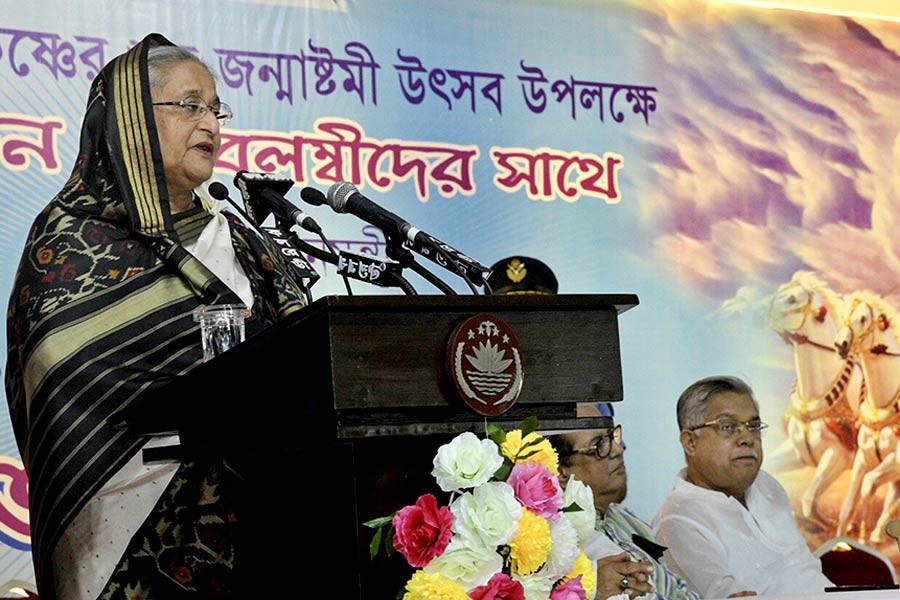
[548,404,701,600]
[652,375,833,598]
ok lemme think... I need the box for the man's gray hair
[676,375,757,430]
[147,45,214,94]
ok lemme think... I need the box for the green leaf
[487,423,506,445]
[563,501,585,513]
[385,526,396,557]
[521,415,539,436]
[363,514,395,529]
[517,447,542,460]
[369,526,383,560]
[493,458,513,481]
[519,434,547,453]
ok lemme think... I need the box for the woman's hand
[596,552,655,598]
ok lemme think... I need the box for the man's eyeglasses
[152,97,233,124]
[688,417,768,438]
[565,425,624,460]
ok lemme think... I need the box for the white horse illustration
[834,290,900,543]
[766,271,861,531]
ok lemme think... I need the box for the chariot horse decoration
[766,270,861,531]
[834,289,900,544]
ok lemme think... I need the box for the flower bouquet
[364,416,599,600]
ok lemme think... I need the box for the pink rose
[469,573,525,600]
[507,461,563,518]
[550,576,587,600]
[391,493,453,567]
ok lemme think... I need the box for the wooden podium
[121,293,638,597]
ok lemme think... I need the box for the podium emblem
[446,314,524,416]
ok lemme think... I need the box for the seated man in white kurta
[652,375,833,598]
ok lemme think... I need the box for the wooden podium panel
[119,293,638,597]
[316,294,637,437]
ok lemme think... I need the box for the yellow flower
[402,570,469,600]
[562,552,597,599]
[500,430,559,475]
[509,509,552,576]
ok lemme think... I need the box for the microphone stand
[274,218,353,296]
[385,242,457,296]
[318,232,354,296]
[384,268,418,295]
[214,187,314,305]
[435,245,482,295]
[399,233,483,294]
[282,227,418,295]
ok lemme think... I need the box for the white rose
[450,481,522,548]
[513,572,553,600]
[563,475,597,546]
[432,431,504,492]
[424,536,503,591]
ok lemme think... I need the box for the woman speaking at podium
[5,34,307,599]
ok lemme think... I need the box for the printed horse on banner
[834,290,900,544]
[766,271,861,532]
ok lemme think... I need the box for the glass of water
[192,304,251,362]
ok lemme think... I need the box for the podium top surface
[293,292,640,318]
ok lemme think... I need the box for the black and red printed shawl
[4,33,305,596]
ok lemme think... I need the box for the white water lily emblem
[465,340,513,395]
[447,314,524,416]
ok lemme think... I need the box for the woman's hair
[147,45,215,94]
[676,375,756,430]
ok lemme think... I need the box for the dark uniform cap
[487,255,559,295]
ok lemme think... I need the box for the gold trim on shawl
[21,275,201,410]
[114,41,165,235]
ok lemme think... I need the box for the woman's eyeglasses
[566,425,624,460]
[152,96,233,124]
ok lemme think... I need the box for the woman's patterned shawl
[4,33,306,596]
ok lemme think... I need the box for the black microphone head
[208,181,230,200]
[300,186,327,207]
[327,181,358,213]
[233,171,294,224]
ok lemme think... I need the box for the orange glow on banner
[713,0,900,22]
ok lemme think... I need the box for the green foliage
[521,414,539,436]
[487,422,507,446]
[488,416,547,478]
[493,458,513,481]
[363,512,397,559]
[368,524,383,560]
[363,514,394,529]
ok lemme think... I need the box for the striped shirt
[595,503,700,600]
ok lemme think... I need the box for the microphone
[208,181,232,203]
[207,180,321,288]
[233,171,321,234]
[300,186,327,207]
[325,182,489,285]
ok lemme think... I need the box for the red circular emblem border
[446,313,524,417]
